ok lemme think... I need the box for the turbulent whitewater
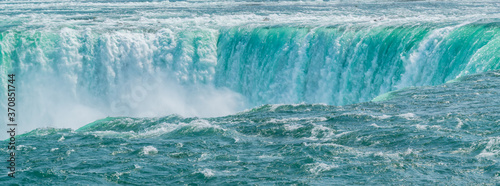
[0,0,499,184]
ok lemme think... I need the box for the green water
[2,70,499,184]
[1,0,500,184]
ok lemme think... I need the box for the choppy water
[1,0,499,184]
[2,70,500,185]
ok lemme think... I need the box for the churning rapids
[0,0,499,184]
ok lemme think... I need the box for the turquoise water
[1,0,500,184]
[2,70,500,184]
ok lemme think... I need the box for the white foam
[415,124,428,130]
[284,124,303,131]
[197,153,211,162]
[373,151,401,159]
[198,169,215,177]
[88,119,226,139]
[398,113,417,120]
[58,136,65,142]
[375,115,392,119]
[305,162,338,174]
[305,124,336,141]
[140,146,158,155]
[476,137,500,159]
[456,118,464,129]
[403,148,420,155]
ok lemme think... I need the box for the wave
[9,70,500,185]
[14,69,500,139]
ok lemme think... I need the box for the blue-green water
[1,0,500,184]
[2,70,500,184]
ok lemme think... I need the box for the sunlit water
[0,0,499,184]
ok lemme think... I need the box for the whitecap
[58,136,65,142]
[476,137,500,159]
[140,146,158,155]
[197,169,215,177]
[305,162,338,174]
[398,113,417,120]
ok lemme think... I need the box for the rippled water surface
[0,0,499,184]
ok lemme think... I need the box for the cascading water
[1,0,500,184]
[2,23,500,135]
[216,23,500,106]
